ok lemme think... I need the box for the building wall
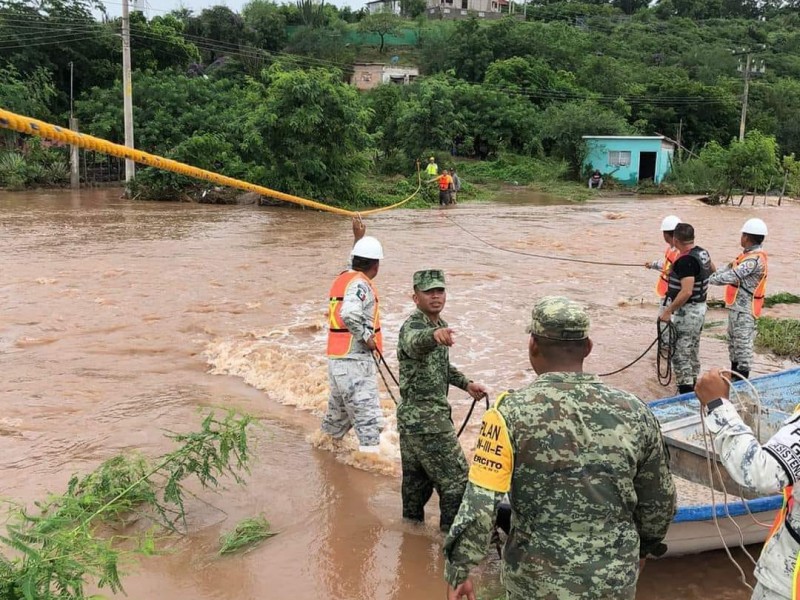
[350,65,419,90]
[350,64,385,91]
[582,138,674,186]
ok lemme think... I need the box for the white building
[366,0,402,14]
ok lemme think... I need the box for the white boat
[652,368,800,556]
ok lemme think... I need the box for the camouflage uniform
[397,270,471,531]
[321,271,383,447]
[706,400,799,600]
[709,244,767,373]
[671,303,707,387]
[665,246,712,389]
[444,297,676,599]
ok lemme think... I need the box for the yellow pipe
[0,108,421,217]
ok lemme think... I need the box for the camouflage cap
[413,269,446,291]
[526,296,590,340]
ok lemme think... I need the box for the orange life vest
[766,486,800,600]
[656,246,680,298]
[438,174,451,191]
[723,250,768,317]
[327,271,382,358]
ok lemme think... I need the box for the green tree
[539,100,635,174]
[401,0,427,18]
[240,64,371,203]
[358,12,402,53]
[242,0,288,52]
[184,5,249,63]
[484,56,585,106]
[128,12,200,71]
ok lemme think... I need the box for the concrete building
[350,63,419,91]
[365,0,401,14]
[426,0,514,19]
[581,135,677,186]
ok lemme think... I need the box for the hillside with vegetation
[1,0,800,205]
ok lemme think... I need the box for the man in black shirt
[659,223,712,394]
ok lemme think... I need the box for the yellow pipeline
[0,108,420,217]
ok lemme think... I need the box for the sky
[99,0,368,17]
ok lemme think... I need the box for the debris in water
[218,515,276,555]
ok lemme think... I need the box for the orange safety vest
[723,250,768,317]
[766,486,800,600]
[438,174,452,191]
[326,271,382,358]
[656,246,681,298]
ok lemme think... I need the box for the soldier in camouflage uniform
[708,218,769,380]
[397,269,488,532]
[444,296,676,600]
[696,368,798,600]
[659,223,712,395]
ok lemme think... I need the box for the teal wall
[582,137,675,186]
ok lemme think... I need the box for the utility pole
[733,45,766,142]
[121,0,135,182]
[69,61,80,190]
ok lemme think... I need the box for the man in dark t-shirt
[659,223,712,394]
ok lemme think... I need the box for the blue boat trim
[673,494,782,523]
[649,368,800,524]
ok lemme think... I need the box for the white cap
[660,215,681,232]
[352,236,384,260]
[742,218,768,236]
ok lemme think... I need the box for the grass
[703,320,726,330]
[757,317,800,360]
[764,292,800,308]
[0,410,256,600]
[218,516,276,555]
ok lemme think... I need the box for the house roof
[581,135,667,140]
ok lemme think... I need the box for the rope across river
[0,108,422,217]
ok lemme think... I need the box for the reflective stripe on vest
[723,250,768,317]
[326,271,382,358]
[765,485,800,600]
[656,246,680,298]
[666,246,712,303]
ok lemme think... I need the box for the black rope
[372,351,399,405]
[444,215,643,268]
[373,348,488,437]
[598,320,675,385]
[457,393,490,438]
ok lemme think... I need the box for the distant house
[581,135,677,186]
[366,0,401,14]
[426,0,520,19]
[350,63,419,91]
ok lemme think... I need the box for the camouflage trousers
[670,302,707,387]
[750,582,790,600]
[399,430,467,532]
[322,358,383,447]
[727,309,757,371]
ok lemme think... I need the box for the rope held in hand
[374,348,485,437]
[598,320,675,385]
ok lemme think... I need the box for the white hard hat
[660,215,681,232]
[741,218,768,236]
[352,236,384,260]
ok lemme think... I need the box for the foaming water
[1,189,798,600]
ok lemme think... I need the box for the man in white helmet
[322,218,385,453]
[708,218,769,380]
[645,215,682,307]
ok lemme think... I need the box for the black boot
[678,384,695,395]
[739,369,750,380]
[731,362,740,377]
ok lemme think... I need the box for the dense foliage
[2,0,800,201]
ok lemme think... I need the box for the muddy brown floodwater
[2,188,799,600]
